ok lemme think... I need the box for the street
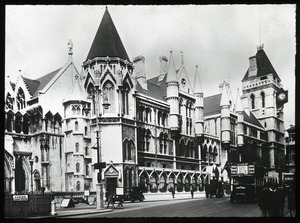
[60,196,268,218]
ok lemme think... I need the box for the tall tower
[166,51,180,137]
[193,65,204,139]
[241,45,288,169]
[220,84,231,147]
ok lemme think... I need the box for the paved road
[61,196,269,218]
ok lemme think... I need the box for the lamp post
[29,157,34,193]
[93,91,111,210]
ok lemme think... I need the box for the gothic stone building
[4,8,288,194]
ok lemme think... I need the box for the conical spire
[220,81,230,106]
[235,88,243,112]
[193,65,203,94]
[86,7,130,61]
[166,51,177,83]
[63,74,87,103]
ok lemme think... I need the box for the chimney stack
[158,55,168,82]
[133,55,147,90]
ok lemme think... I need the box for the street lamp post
[93,91,111,210]
[29,157,34,193]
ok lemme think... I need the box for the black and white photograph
[4,4,296,218]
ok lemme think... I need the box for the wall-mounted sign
[13,194,28,201]
[116,187,124,195]
[84,189,90,197]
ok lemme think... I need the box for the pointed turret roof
[86,7,130,62]
[63,75,88,103]
[242,47,280,82]
[220,82,230,106]
[166,51,177,83]
[193,65,203,94]
[235,88,243,112]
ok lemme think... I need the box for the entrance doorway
[106,177,117,196]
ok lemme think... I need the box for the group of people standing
[258,179,295,217]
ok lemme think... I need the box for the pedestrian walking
[172,188,175,198]
[288,184,295,217]
[275,185,286,217]
[105,191,109,204]
[258,183,271,217]
[191,188,194,198]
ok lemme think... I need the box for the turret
[220,83,230,145]
[235,88,244,146]
[193,65,204,138]
[166,51,179,136]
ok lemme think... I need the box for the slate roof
[136,74,167,102]
[86,8,130,62]
[203,94,222,116]
[242,111,264,128]
[10,82,16,91]
[242,48,280,82]
[23,67,62,98]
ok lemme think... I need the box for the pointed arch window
[76,163,80,173]
[86,165,90,176]
[145,130,151,152]
[5,93,14,110]
[75,142,79,153]
[75,121,79,131]
[76,181,80,191]
[103,81,115,113]
[261,92,265,108]
[250,94,255,109]
[122,83,130,115]
[16,88,26,110]
[85,146,89,156]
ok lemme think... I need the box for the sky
[5,5,296,129]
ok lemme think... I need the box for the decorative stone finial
[68,39,73,56]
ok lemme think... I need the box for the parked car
[125,187,145,202]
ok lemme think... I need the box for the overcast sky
[5,5,296,128]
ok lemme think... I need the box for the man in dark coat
[258,183,271,217]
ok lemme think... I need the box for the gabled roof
[242,48,280,82]
[286,125,295,133]
[22,67,62,97]
[242,111,264,128]
[86,8,130,62]
[203,93,222,116]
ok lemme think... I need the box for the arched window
[137,128,145,151]
[85,146,89,156]
[87,83,95,114]
[75,142,79,152]
[76,163,80,173]
[15,114,22,133]
[76,181,80,191]
[213,146,218,162]
[16,88,26,110]
[84,126,88,135]
[203,145,208,161]
[261,92,265,108]
[209,146,213,162]
[179,139,185,156]
[163,134,168,154]
[122,83,130,115]
[23,115,29,134]
[250,94,255,109]
[145,130,151,152]
[86,165,89,176]
[159,133,164,153]
[103,80,115,113]
[5,93,14,110]
[75,121,79,131]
